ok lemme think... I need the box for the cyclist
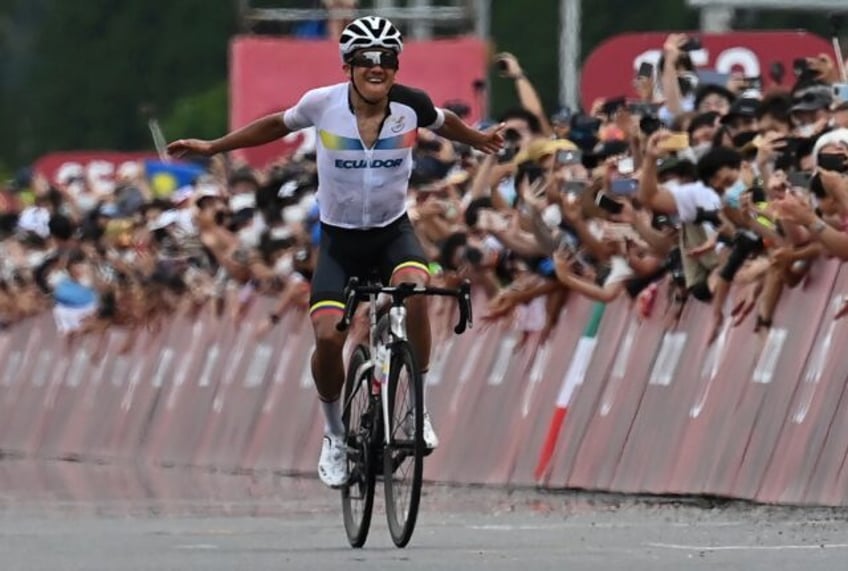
[167,16,504,488]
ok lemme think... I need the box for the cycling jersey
[283,82,445,229]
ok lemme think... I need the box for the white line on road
[174,544,220,550]
[647,542,848,552]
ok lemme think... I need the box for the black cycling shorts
[309,214,429,316]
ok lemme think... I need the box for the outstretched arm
[168,114,291,157]
[435,110,504,154]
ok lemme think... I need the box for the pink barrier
[5,264,848,507]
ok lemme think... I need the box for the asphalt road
[0,460,847,570]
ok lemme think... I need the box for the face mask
[542,204,562,229]
[47,269,69,290]
[238,221,263,249]
[283,205,306,225]
[497,178,517,207]
[76,194,98,213]
[274,253,294,276]
[724,177,747,208]
[797,123,817,138]
[691,142,711,161]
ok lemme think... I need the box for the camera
[556,149,582,166]
[679,36,702,52]
[640,114,662,137]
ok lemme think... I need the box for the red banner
[229,36,489,169]
[33,151,157,186]
[580,31,834,110]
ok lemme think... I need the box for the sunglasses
[349,51,399,70]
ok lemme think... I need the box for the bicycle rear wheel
[383,340,424,548]
[341,345,376,548]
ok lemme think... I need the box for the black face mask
[731,130,757,149]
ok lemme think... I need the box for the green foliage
[0,0,841,170]
[6,0,235,165]
[160,82,229,142]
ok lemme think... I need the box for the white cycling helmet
[339,16,403,62]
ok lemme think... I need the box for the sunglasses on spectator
[349,51,399,70]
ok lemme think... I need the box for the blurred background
[0,0,840,179]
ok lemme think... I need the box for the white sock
[321,397,345,436]
[418,370,428,413]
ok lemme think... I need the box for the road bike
[335,277,472,548]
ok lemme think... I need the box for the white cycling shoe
[318,433,348,488]
[422,411,439,450]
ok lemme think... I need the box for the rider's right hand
[166,138,216,158]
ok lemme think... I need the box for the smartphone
[639,115,662,137]
[610,178,639,196]
[745,76,763,91]
[818,153,848,173]
[617,156,635,175]
[595,192,624,215]
[556,148,582,166]
[627,101,660,116]
[658,132,690,152]
[562,180,587,195]
[793,57,810,77]
[833,83,848,103]
[769,61,786,84]
[680,36,702,51]
[787,171,812,188]
[636,61,654,79]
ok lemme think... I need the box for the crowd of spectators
[3,33,848,352]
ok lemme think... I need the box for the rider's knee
[311,312,346,353]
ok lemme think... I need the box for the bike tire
[341,345,377,548]
[383,340,424,548]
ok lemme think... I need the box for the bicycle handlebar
[335,278,473,335]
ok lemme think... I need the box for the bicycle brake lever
[453,280,473,334]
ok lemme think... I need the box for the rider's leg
[390,262,438,448]
[382,215,438,448]
[391,263,432,371]
[310,304,348,436]
[309,224,356,488]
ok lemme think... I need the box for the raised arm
[494,52,553,137]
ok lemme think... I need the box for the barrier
[3,264,848,506]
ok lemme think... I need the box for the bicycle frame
[338,278,473,446]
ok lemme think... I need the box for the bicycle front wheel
[341,345,376,548]
[383,340,424,548]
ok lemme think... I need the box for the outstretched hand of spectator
[493,52,524,80]
[774,192,817,227]
[483,290,518,323]
[645,130,673,160]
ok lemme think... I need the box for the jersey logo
[390,115,406,133]
[335,159,404,169]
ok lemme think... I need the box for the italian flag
[534,302,605,483]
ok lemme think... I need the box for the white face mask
[542,204,562,229]
[283,205,306,225]
[797,123,817,138]
[238,220,263,249]
[47,269,69,290]
[274,253,294,276]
